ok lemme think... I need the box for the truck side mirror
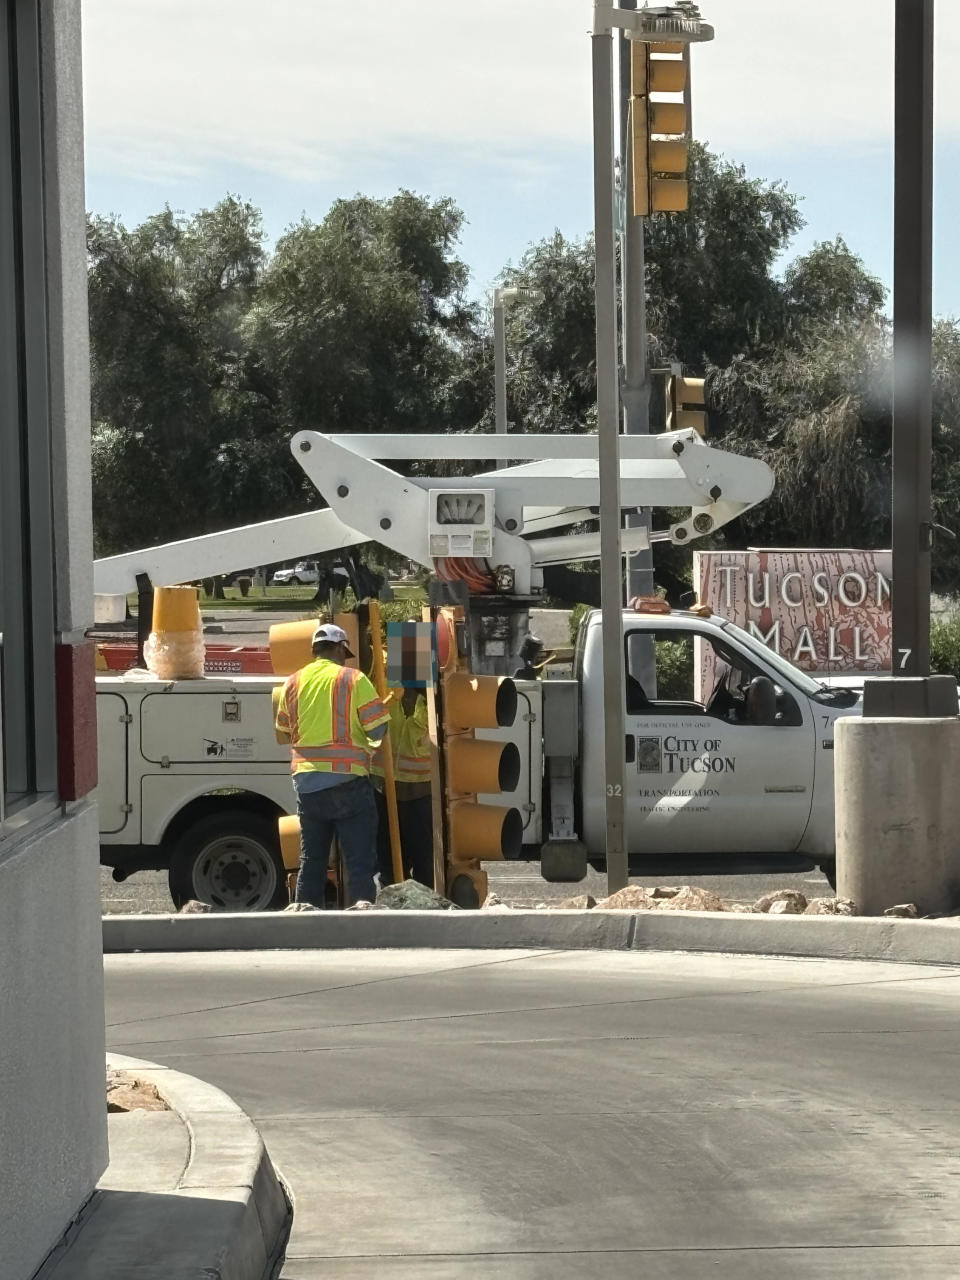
[744,676,777,726]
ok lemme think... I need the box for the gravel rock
[754,889,807,914]
[596,885,656,910]
[376,879,458,910]
[804,898,839,915]
[107,1073,168,1114]
[768,898,802,915]
[657,885,725,912]
[804,897,858,916]
[283,902,320,912]
[555,893,597,910]
[727,903,758,913]
[650,886,682,899]
[884,903,919,918]
[179,899,212,914]
[345,900,376,911]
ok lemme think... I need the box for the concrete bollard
[835,716,960,917]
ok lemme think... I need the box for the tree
[644,142,804,368]
[488,231,599,436]
[783,235,886,332]
[88,196,298,554]
[494,145,807,437]
[246,191,479,441]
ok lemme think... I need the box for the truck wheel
[169,812,287,912]
[289,576,301,585]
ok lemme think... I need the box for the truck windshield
[717,620,825,697]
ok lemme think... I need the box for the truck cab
[577,608,859,873]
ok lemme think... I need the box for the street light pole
[494,293,508,440]
[891,0,934,680]
[493,286,542,471]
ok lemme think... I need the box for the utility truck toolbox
[97,673,292,911]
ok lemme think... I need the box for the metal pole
[619,0,654,606]
[592,12,629,894]
[892,0,933,678]
[494,293,508,471]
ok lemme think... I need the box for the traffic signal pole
[591,10,629,894]
[618,0,655,609]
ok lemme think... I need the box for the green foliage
[88,197,295,554]
[247,191,478,438]
[569,602,592,645]
[655,638,695,701]
[88,191,479,555]
[783,236,887,332]
[496,232,600,435]
[645,143,804,367]
[930,615,960,679]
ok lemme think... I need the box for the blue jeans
[296,776,378,907]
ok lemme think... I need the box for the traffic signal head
[444,672,517,731]
[447,736,521,795]
[666,367,707,436]
[439,671,522,867]
[631,41,690,217]
[450,799,523,861]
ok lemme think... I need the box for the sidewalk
[36,1055,290,1280]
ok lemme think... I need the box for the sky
[81,1,960,316]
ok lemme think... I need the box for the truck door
[96,691,129,834]
[623,627,815,855]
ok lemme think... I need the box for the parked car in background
[271,561,319,586]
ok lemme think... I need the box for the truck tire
[169,811,288,912]
[289,576,301,585]
[820,860,837,891]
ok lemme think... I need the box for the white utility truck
[94,428,856,908]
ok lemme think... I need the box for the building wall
[0,808,106,1276]
[0,3,107,1277]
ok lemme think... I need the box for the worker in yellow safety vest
[274,623,390,907]
[372,686,434,889]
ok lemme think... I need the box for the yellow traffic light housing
[667,372,707,435]
[428,613,523,907]
[631,41,690,217]
[442,671,522,868]
[666,366,707,436]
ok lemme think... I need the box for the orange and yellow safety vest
[394,694,430,783]
[275,659,390,778]
[371,692,431,784]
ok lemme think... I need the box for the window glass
[624,628,801,726]
[0,0,58,831]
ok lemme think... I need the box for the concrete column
[836,717,960,916]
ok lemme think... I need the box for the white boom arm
[292,428,773,594]
[94,428,773,597]
[94,510,368,596]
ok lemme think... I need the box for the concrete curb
[103,1053,291,1280]
[102,909,960,967]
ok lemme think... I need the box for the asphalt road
[100,861,832,914]
[104,947,960,1277]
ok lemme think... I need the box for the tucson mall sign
[695,550,892,673]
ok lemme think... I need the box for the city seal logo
[635,736,662,773]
